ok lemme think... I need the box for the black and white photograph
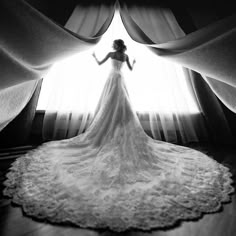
[0,0,236,235]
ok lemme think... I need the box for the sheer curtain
[38,10,208,144]
[119,3,236,113]
[41,4,116,140]
[119,3,234,142]
[0,0,115,132]
[0,80,38,131]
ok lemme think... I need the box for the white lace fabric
[3,59,235,231]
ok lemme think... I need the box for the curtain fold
[0,0,115,133]
[189,71,233,144]
[0,0,113,89]
[0,80,38,131]
[117,5,208,144]
[170,6,235,144]
[0,80,43,148]
[119,3,236,113]
[42,3,115,141]
[204,76,236,112]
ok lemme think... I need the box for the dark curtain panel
[171,6,236,144]
[0,0,115,142]
[0,0,78,147]
[0,80,42,148]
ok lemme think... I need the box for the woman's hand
[92,52,99,64]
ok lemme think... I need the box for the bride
[3,39,234,231]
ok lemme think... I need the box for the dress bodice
[111,58,124,72]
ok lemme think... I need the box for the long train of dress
[3,59,234,231]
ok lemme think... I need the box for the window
[37,11,200,115]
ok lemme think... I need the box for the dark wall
[25,0,78,26]
[25,0,116,26]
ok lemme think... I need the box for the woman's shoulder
[109,52,115,57]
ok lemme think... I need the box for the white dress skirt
[3,59,234,231]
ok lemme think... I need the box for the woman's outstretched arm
[92,52,111,65]
[126,55,136,71]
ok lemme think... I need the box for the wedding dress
[3,59,234,231]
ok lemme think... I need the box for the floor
[0,144,236,236]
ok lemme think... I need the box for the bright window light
[37,11,200,115]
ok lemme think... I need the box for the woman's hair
[113,39,127,53]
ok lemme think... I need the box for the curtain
[42,3,116,140]
[115,6,209,143]
[0,80,43,148]
[119,3,235,143]
[0,80,38,131]
[189,72,233,144]
[119,3,236,113]
[171,6,234,144]
[40,9,208,144]
[0,0,115,132]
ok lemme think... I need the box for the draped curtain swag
[0,0,115,131]
[117,3,233,143]
[42,3,116,140]
[119,3,236,113]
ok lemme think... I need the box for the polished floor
[0,144,235,236]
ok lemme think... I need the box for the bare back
[110,51,133,70]
[110,52,127,62]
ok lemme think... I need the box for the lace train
[3,140,234,231]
